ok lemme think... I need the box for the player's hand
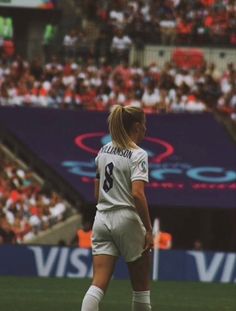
[143,230,154,252]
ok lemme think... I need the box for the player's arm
[132,180,153,250]
[94,170,100,202]
[132,180,152,232]
[94,153,100,202]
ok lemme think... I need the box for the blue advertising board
[0,107,235,208]
[0,245,235,283]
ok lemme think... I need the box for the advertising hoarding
[0,245,235,283]
[0,107,235,208]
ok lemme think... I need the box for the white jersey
[95,141,149,211]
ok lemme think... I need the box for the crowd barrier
[0,245,235,283]
[131,45,236,71]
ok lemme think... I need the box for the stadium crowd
[0,148,68,244]
[0,1,235,120]
[0,53,235,120]
[62,0,236,65]
[87,0,236,48]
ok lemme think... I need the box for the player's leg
[112,208,152,311]
[114,209,152,310]
[92,254,117,290]
[81,254,117,311]
[81,254,117,310]
[127,249,152,310]
[81,209,119,311]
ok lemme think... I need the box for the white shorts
[92,207,146,262]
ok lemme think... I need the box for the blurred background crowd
[0,148,69,244]
[0,0,235,121]
[0,0,235,247]
[0,55,235,120]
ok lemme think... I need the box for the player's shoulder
[131,146,148,160]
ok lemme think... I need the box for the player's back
[95,141,148,211]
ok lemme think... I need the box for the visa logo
[188,251,236,283]
[29,247,93,278]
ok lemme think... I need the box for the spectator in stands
[0,215,16,244]
[176,15,194,45]
[12,210,31,242]
[63,29,78,60]
[76,221,92,249]
[142,79,161,113]
[209,7,228,45]
[128,15,146,64]
[125,89,142,108]
[108,1,126,30]
[169,91,186,112]
[193,239,203,250]
[0,148,70,243]
[43,23,57,62]
[201,73,221,108]
[49,192,66,223]
[108,84,127,107]
[110,28,132,65]
[159,12,177,45]
[77,30,93,63]
[94,29,111,66]
[217,65,236,120]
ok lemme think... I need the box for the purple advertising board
[0,107,235,208]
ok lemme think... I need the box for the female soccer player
[81,105,153,311]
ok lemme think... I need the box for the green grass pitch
[0,277,235,311]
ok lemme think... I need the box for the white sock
[81,285,104,311]
[132,291,152,311]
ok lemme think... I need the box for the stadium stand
[93,0,236,47]
[0,54,235,120]
[0,145,76,244]
[0,1,235,120]
[0,0,235,250]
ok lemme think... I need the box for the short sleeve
[130,150,149,183]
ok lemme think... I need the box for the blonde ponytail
[108,105,144,149]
